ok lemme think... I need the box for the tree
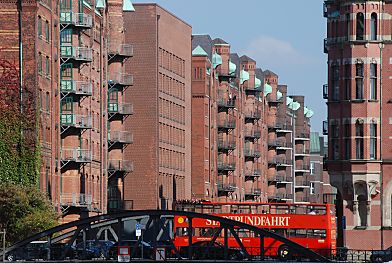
[0,184,58,245]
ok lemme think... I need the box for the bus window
[270,229,287,238]
[175,227,195,237]
[194,227,215,237]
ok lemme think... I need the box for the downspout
[379,0,384,250]
[18,0,23,183]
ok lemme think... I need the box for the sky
[133,0,327,133]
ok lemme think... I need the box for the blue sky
[133,0,327,132]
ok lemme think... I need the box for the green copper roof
[212,52,222,68]
[206,67,211,75]
[192,45,208,57]
[310,132,320,153]
[286,97,293,106]
[240,69,249,84]
[277,90,283,100]
[123,0,135,12]
[96,0,105,9]
[288,100,300,111]
[255,77,261,88]
[264,83,272,96]
[304,106,309,115]
[229,60,236,75]
[305,107,314,118]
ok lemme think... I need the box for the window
[355,62,364,100]
[38,16,42,37]
[355,121,364,159]
[60,63,72,79]
[45,21,50,41]
[60,28,72,44]
[344,64,351,100]
[61,97,73,112]
[356,13,364,40]
[331,64,339,100]
[45,56,50,76]
[370,123,377,160]
[331,123,339,160]
[344,123,351,160]
[45,92,50,112]
[38,53,43,74]
[371,13,377,41]
[346,13,351,40]
[370,63,377,100]
[310,162,314,175]
[310,182,315,195]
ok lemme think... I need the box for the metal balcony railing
[60,114,92,129]
[109,44,134,57]
[295,133,310,140]
[60,193,92,207]
[276,141,292,148]
[323,120,328,135]
[296,196,310,202]
[60,11,93,28]
[245,170,261,178]
[323,84,328,99]
[276,158,292,166]
[245,189,262,196]
[295,147,310,156]
[108,72,134,86]
[60,46,93,61]
[244,148,261,158]
[217,119,236,129]
[39,0,51,9]
[217,98,236,109]
[244,128,262,139]
[108,103,134,115]
[244,111,261,120]
[60,80,92,95]
[268,193,293,200]
[217,162,236,171]
[108,131,133,144]
[276,123,293,132]
[61,148,92,163]
[244,86,262,93]
[295,179,310,188]
[217,140,236,151]
[295,165,310,171]
[268,157,277,165]
[108,159,134,173]
[217,182,236,192]
[276,175,293,183]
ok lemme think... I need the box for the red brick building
[0,0,135,222]
[123,4,192,210]
[324,0,392,249]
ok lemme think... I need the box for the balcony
[244,86,262,93]
[245,169,261,179]
[108,131,133,145]
[244,111,261,121]
[217,162,236,172]
[276,123,293,133]
[244,148,261,159]
[244,129,261,139]
[60,114,92,129]
[217,119,236,130]
[295,133,310,141]
[267,96,283,104]
[60,46,92,62]
[60,148,92,167]
[245,189,262,197]
[108,103,134,116]
[217,182,236,192]
[323,84,328,99]
[276,175,293,184]
[108,159,134,174]
[268,157,277,165]
[59,11,92,28]
[276,141,292,149]
[323,121,328,135]
[268,193,293,201]
[108,72,134,86]
[217,98,236,110]
[217,140,236,151]
[108,44,134,61]
[217,69,236,81]
[60,80,92,96]
[60,193,92,207]
[295,147,310,157]
[295,179,310,188]
[296,196,310,203]
[276,158,292,167]
[295,165,310,172]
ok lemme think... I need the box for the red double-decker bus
[173,201,336,259]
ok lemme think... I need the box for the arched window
[355,119,364,159]
[370,63,377,99]
[370,121,377,160]
[371,13,377,40]
[346,13,351,40]
[356,13,364,40]
[358,194,368,227]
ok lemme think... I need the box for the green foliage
[0,110,40,186]
[0,184,58,245]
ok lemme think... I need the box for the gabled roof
[192,45,208,57]
[263,69,278,77]
[240,55,256,63]
[192,34,213,59]
[212,38,229,45]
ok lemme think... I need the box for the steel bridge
[0,210,330,262]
